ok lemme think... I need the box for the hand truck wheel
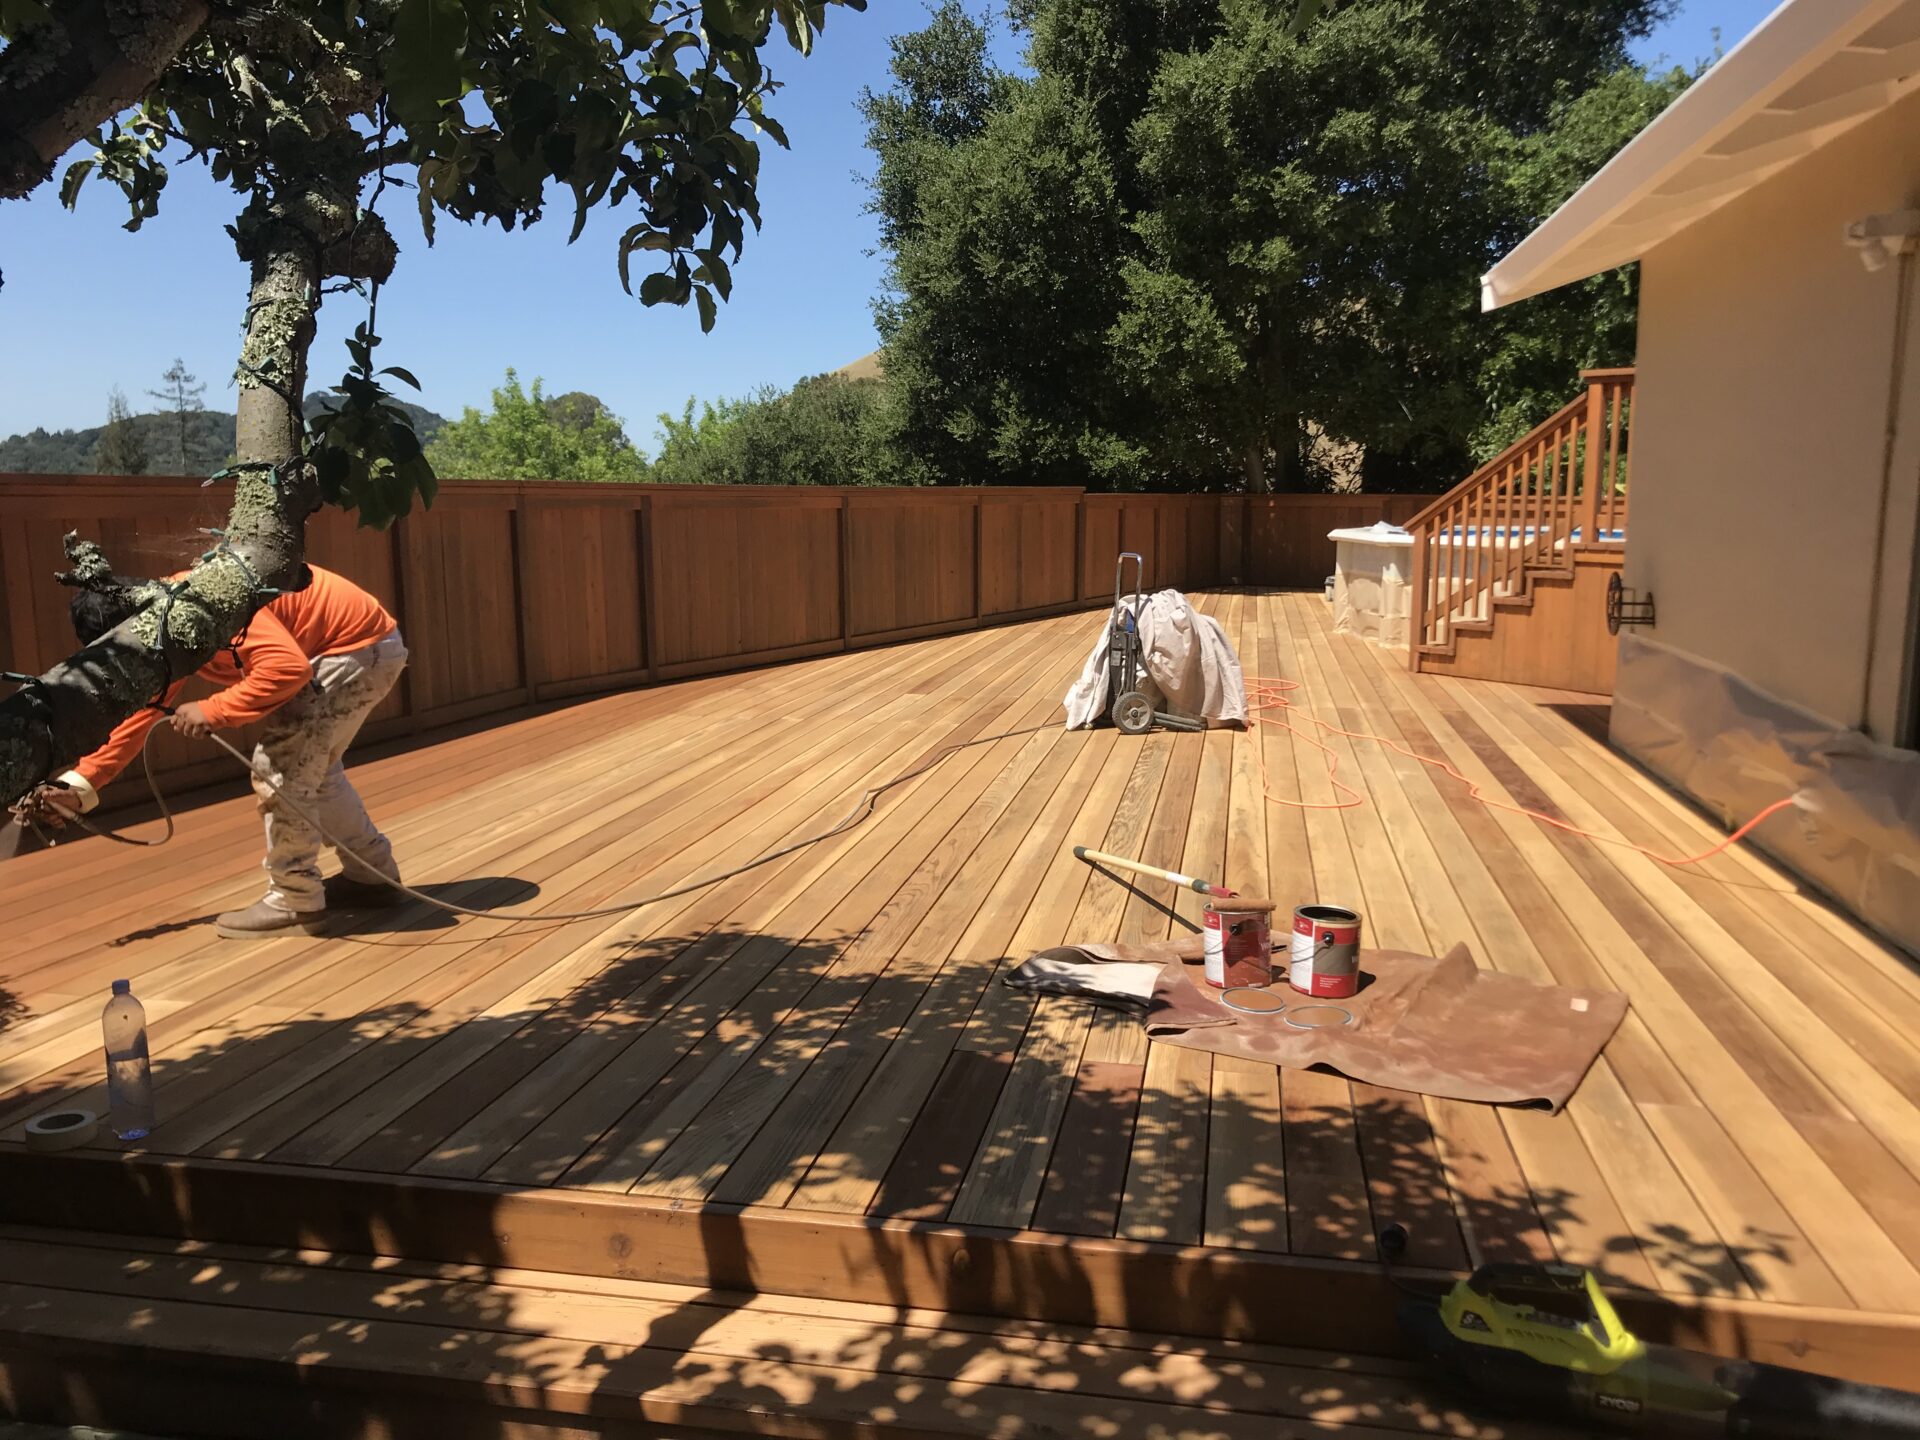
[1112,690,1155,735]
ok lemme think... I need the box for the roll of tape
[24,1108,99,1152]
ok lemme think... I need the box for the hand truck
[1106,553,1203,735]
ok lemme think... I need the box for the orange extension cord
[1243,675,1797,869]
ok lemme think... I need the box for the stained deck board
[0,1228,1583,1440]
[5,592,1920,1401]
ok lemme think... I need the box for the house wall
[1629,81,1920,744]
[1619,84,1920,955]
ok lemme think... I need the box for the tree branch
[361,139,412,174]
[0,0,210,200]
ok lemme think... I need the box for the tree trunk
[0,227,321,809]
[0,0,210,200]
[1242,445,1270,494]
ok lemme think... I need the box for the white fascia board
[1480,0,1905,311]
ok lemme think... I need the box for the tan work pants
[250,630,408,913]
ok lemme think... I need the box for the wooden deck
[3,591,1919,1432]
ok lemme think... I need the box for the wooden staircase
[1407,368,1632,693]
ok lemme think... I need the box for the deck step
[0,1226,1551,1440]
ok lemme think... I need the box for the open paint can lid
[1220,987,1287,1015]
[1283,1004,1354,1029]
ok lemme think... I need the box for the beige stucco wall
[1628,82,1920,743]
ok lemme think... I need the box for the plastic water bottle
[102,979,155,1141]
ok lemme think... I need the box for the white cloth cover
[1063,589,1248,730]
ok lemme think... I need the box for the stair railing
[1406,368,1633,653]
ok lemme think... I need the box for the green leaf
[752,111,790,149]
[379,365,423,390]
[543,0,599,29]
[775,0,815,55]
[701,0,741,40]
[638,271,674,306]
[57,158,94,209]
[0,0,52,32]
[694,285,717,333]
[387,0,469,127]
[695,250,733,300]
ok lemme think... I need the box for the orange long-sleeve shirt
[66,566,398,795]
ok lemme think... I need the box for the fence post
[2,517,39,666]
[837,492,853,650]
[1576,371,1606,548]
[972,491,984,620]
[507,490,533,699]
[1073,490,1086,604]
[637,493,660,681]
[393,506,432,732]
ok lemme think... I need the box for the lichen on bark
[0,0,210,199]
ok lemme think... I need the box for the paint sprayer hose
[196,724,1057,926]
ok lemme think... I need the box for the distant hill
[834,350,885,383]
[0,392,447,477]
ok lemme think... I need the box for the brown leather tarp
[1030,938,1626,1112]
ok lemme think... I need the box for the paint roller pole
[1072,846,1238,899]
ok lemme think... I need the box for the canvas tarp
[1063,589,1248,730]
[1008,937,1626,1112]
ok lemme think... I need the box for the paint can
[1290,904,1361,998]
[1204,899,1276,988]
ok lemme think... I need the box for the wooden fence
[0,477,1422,798]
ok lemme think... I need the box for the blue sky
[1,1,1774,444]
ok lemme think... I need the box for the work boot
[215,899,330,940]
[324,873,403,908]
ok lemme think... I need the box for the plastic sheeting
[1063,589,1248,730]
[1612,632,1920,957]
[1329,523,1413,649]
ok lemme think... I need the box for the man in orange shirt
[35,566,410,938]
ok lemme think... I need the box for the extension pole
[1072,845,1238,898]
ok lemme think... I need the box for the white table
[1328,523,1413,650]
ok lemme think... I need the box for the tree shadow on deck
[0,914,1800,1438]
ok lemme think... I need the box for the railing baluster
[1491,457,1507,603]
[1551,416,1566,556]
[1534,429,1552,571]
[1467,477,1482,623]
[1607,379,1627,539]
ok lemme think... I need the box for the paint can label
[1291,905,1361,998]
[1220,908,1273,988]
[1202,906,1225,987]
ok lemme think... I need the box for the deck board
[6,591,1920,1397]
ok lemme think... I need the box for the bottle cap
[111,979,130,995]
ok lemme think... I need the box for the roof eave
[1481,0,1905,311]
